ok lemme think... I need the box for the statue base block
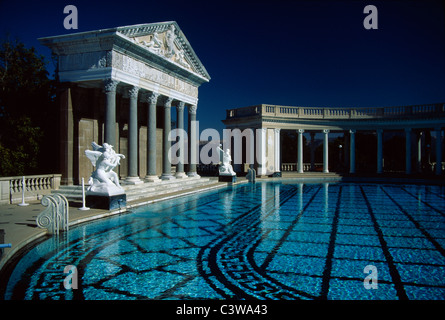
[86,194,126,210]
[219,175,237,183]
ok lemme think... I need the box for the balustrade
[281,163,323,172]
[225,103,444,120]
[0,174,62,205]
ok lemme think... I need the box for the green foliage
[0,37,57,176]
[0,116,43,176]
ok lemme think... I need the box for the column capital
[188,104,197,114]
[274,128,281,134]
[164,97,174,108]
[323,129,330,134]
[147,92,160,104]
[103,79,119,93]
[297,129,305,134]
[376,128,383,134]
[128,86,140,99]
[349,129,356,134]
[177,101,186,112]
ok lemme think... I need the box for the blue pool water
[3,181,445,300]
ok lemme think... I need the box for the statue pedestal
[86,193,126,210]
[218,175,237,183]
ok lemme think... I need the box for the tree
[0,36,57,176]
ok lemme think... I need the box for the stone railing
[226,103,445,120]
[0,174,62,205]
[281,163,323,172]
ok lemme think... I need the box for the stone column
[104,79,119,146]
[162,97,175,180]
[59,85,74,185]
[187,105,200,177]
[274,128,281,175]
[175,102,188,178]
[377,129,383,174]
[310,132,316,171]
[145,92,160,182]
[297,129,304,173]
[405,128,412,174]
[417,131,423,172]
[125,86,142,184]
[323,129,330,173]
[435,127,442,175]
[349,129,356,174]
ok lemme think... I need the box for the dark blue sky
[1,0,444,132]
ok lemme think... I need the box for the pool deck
[1,172,443,276]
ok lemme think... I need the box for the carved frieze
[112,51,198,98]
[59,51,111,71]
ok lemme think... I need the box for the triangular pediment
[116,21,210,81]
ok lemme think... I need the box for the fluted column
[405,128,412,174]
[323,129,329,173]
[175,102,188,178]
[297,129,304,173]
[435,127,442,175]
[274,128,281,175]
[103,79,119,146]
[187,105,200,177]
[125,86,142,184]
[310,132,316,171]
[162,97,175,180]
[349,129,356,174]
[377,129,383,174]
[145,92,160,182]
[417,131,423,172]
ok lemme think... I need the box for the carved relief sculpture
[164,25,176,58]
[141,32,162,54]
[136,24,191,71]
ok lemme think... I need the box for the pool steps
[52,177,221,203]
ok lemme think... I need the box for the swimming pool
[3,181,445,300]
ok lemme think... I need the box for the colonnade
[276,127,443,175]
[103,78,198,183]
[295,129,331,174]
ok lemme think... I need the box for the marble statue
[85,142,125,196]
[217,144,236,176]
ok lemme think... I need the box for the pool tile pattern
[3,182,445,300]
